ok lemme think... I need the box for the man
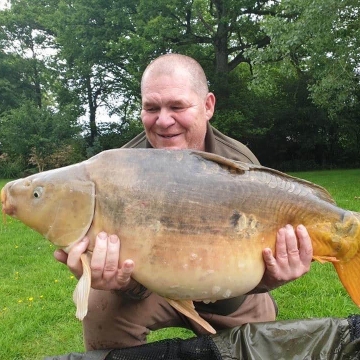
[54,54,313,350]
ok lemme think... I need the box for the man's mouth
[159,134,179,138]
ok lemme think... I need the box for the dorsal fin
[250,165,336,205]
[191,151,249,172]
[191,150,336,205]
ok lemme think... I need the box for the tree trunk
[86,75,98,146]
[212,0,230,108]
[30,41,42,109]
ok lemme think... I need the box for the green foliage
[0,154,25,178]
[97,120,144,150]
[0,51,37,114]
[212,64,275,145]
[256,0,360,116]
[49,0,142,144]
[0,101,82,171]
[82,119,144,157]
[135,0,277,102]
[0,0,360,170]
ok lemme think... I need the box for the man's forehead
[142,93,191,106]
[142,68,192,90]
[144,65,189,80]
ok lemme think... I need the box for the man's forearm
[113,283,152,300]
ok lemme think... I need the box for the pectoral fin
[73,253,92,320]
[313,255,339,264]
[164,298,216,334]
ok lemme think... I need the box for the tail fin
[333,255,360,308]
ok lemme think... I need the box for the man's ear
[205,92,216,120]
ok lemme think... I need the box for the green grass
[0,213,84,359]
[1,169,360,359]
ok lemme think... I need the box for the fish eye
[33,187,43,199]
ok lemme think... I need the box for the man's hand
[256,224,313,292]
[53,232,137,292]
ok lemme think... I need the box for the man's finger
[296,224,313,263]
[116,259,134,288]
[102,234,121,280]
[90,232,108,277]
[66,236,89,279]
[283,224,301,266]
[263,248,277,268]
[53,249,68,265]
[275,227,289,260]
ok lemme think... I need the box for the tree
[257,0,360,115]
[50,0,140,145]
[0,50,36,113]
[1,0,359,171]
[0,0,85,172]
[133,0,279,107]
[0,101,82,171]
[0,0,57,109]
[248,0,360,168]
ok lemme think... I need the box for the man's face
[141,69,215,150]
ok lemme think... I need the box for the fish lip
[1,187,16,216]
[0,187,5,205]
[1,187,7,215]
[6,206,16,216]
[1,202,15,216]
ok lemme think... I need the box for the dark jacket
[122,123,260,165]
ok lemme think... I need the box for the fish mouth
[1,186,15,217]
[1,186,8,222]
[1,187,6,213]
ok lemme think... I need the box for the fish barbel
[1,149,360,333]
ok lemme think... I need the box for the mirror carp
[2,149,360,333]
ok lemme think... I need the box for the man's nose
[156,109,176,127]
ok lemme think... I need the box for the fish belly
[86,149,358,302]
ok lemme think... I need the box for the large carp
[1,149,360,333]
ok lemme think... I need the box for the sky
[0,0,122,123]
[0,0,9,9]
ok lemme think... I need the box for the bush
[0,154,24,178]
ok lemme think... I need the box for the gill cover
[26,180,95,248]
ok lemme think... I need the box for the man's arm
[53,232,151,300]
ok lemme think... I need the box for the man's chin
[161,146,185,150]
[153,137,186,150]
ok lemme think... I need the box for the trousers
[83,289,276,350]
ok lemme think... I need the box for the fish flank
[3,148,360,333]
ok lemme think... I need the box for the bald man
[55,54,313,351]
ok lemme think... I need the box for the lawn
[1,169,360,359]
